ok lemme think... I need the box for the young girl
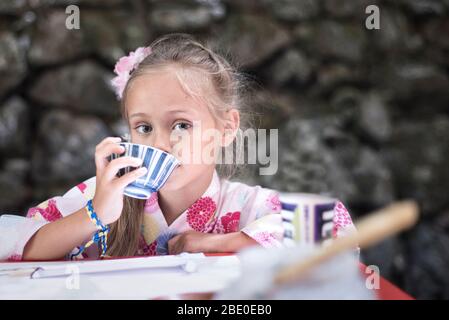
[1,34,355,261]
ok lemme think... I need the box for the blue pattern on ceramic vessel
[112,142,180,199]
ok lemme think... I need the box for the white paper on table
[0,253,207,278]
[0,254,241,299]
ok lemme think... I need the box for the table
[0,254,413,300]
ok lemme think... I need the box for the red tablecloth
[359,263,413,300]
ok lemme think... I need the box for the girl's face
[124,69,234,192]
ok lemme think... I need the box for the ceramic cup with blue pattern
[110,142,180,199]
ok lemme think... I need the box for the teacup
[110,142,180,199]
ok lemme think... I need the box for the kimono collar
[144,169,221,216]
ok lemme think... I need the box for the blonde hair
[107,33,251,256]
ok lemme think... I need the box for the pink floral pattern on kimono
[215,211,241,234]
[251,231,278,248]
[265,194,281,212]
[77,182,87,194]
[138,236,157,256]
[186,196,216,232]
[7,254,23,262]
[333,201,355,238]
[26,199,63,222]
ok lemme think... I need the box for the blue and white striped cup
[110,142,180,199]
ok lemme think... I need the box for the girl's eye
[135,124,152,134]
[173,122,192,131]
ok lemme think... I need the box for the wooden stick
[273,200,419,286]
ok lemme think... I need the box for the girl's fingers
[103,156,143,181]
[114,167,148,189]
[168,240,174,255]
[96,137,123,150]
[95,141,126,176]
[168,236,181,255]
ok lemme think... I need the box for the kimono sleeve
[332,201,357,239]
[332,201,359,255]
[0,177,96,261]
[240,187,284,248]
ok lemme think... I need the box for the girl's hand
[91,137,148,225]
[167,231,258,255]
[168,231,212,254]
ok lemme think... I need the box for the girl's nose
[151,131,171,153]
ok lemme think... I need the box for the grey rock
[345,147,394,207]
[371,8,423,53]
[26,0,124,7]
[356,92,392,143]
[398,0,446,16]
[0,158,30,211]
[10,11,38,33]
[259,117,394,208]
[221,0,265,11]
[0,32,27,98]
[329,87,364,124]
[0,96,28,155]
[149,1,225,31]
[435,209,449,231]
[78,0,125,5]
[211,13,291,68]
[324,0,378,18]
[28,8,140,66]
[262,0,319,22]
[316,64,361,93]
[384,118,449,215]
[0,0,27,14]
[28,0,82,6]
[331,89,392,143]
[294,21,366,62]
[31,110,110,185]
[267,49,313,87]
[28,10,87,66]
[259,118,348,196]
[380,62,449,108]
[329,86,393,143]
[424,18,449,51]
[403,223,449,299]
[29,60,120,117]
[82,10,148,64]
[248,89,298,129]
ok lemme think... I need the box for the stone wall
[1,0,449,298]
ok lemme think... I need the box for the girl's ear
[221,108,240,147]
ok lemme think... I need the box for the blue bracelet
[86,200,108,232]
[70,200,109,259]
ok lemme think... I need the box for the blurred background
[1,0,449,299]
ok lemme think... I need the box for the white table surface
[0,254,241,299]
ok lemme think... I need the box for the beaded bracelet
[70,200,109,260]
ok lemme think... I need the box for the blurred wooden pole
[274,201,419,286]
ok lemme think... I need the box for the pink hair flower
[111,46,152,99]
